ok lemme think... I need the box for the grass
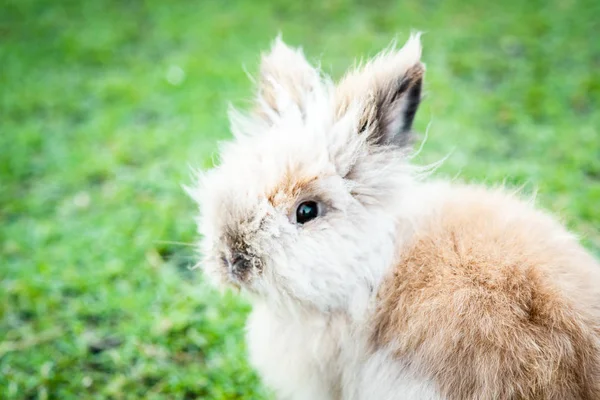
[1,0,599,398]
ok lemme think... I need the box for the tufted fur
[189,35,600,399]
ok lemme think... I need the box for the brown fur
[267,172,319,209]
[372,186,600,399]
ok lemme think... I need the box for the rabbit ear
[254,36,320,123]
[336,34,424,147]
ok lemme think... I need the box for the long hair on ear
[335,34,424,147]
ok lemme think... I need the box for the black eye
[295,201,320,224]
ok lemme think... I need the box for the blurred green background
[1,0,599,398]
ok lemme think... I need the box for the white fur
[247,299,443,400]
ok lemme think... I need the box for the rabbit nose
[228,253,249,276]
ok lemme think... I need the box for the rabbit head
[190,35,425,314]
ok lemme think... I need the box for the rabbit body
[191,36,600,399]
[245,182,600,400]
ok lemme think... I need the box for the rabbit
[188,34,600,400]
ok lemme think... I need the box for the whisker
[154,240,196,247]
[409,115,433,160]
[189,261,203,270]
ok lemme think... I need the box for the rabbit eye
[295,201,320,224]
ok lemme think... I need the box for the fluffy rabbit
[188,35,600,399]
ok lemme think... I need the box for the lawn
[1,0,599,398]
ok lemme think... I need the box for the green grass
[1,0,599,398]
